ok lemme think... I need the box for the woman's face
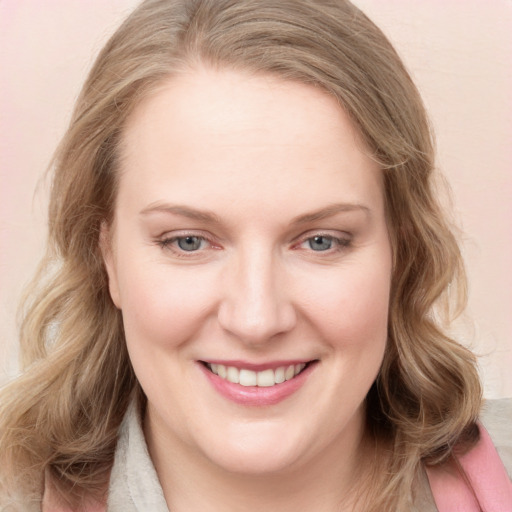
[104,67,392,476]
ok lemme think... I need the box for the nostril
[217,303,297,345]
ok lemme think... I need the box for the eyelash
[156,234,213,257]
[155,232,352,257]
[296,233,352,253]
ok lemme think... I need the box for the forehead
[118,67,384,219]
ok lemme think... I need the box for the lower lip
[199,362,316,406]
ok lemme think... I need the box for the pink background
[1,1,511,397]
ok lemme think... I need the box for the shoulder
[425,398,512,511]
[480,397,512,477]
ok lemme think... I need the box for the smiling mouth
[202,362,314,387]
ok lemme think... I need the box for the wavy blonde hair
[0,0,481,510]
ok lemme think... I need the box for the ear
[99,221,122,309]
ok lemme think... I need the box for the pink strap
[426,423,512,512]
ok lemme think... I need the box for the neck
[145,411,376,512]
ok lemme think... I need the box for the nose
[217,245,297,346]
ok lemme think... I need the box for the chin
[205,448,303,476]
[197,422,308,475]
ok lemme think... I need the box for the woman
[0,1,510,511]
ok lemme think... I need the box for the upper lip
[199,359,317,371]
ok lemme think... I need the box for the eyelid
[156,228,213,241]
[294,229,352,243]
[154,229,352,257]
[155,230,221,256]
[293,230,352,251]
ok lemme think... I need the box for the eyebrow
[139,202,370,224]
[290,203,371,224]
[140,203,222,223]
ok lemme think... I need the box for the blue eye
[307,235,334,251]
[176,236,204,251]
[156,233,218,257]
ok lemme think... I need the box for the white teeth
[285,365,295,381]
[239,369,257,387]
[227,366,239,384]
[257,369,275,387]
[208,363,308,387]
[274,366,285,384]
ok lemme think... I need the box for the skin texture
[103,67,393,511]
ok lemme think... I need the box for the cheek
[301,261,391,420]
[116,261,217,349]
[297,259,391,351]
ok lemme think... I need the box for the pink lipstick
[198,360,317,406]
